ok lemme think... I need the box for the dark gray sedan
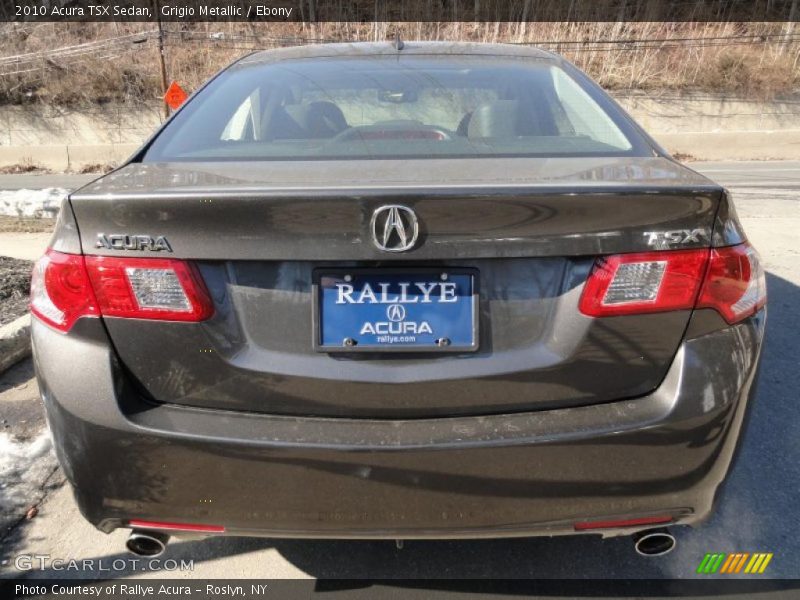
[30,42,766,558]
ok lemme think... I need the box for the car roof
[238,41,560,67]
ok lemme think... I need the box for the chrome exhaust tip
[126,529,169,557]
[634,528,676,557]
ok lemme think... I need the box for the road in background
[697,160,800,188]
[0,161,798,580]
[0,174,96,191]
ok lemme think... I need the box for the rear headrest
[304,101,347,137]
[467,100,520,139]
[286,100,347,139]
[264,106,308,140]
[267,101,348,140]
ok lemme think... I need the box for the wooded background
[1,19,798,105]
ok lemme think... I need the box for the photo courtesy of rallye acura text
[30,41,766,558]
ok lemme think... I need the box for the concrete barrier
[0,314,31,375]
[4,132,800,167]
[654,130,800,161]
[0,143,139,172]
[2,94,800,164]
[0,145,69,171]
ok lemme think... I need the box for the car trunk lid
[69,157,722,418]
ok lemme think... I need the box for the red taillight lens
[574,515,673,531]
[85,256,214,322]
[127,519,225,533]
[30,250,99,332]
[31,250,213,332]
[579,249,708,317]
[579,243,766,324]
[697,244,766,324]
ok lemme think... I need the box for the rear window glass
[143,55,648,162]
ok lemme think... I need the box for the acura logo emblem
[371,205,419,252]
[387,304,406,322]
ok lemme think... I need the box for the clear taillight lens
[30,250,213,332]
[126,267,192,312]
[580,243,766,324]
[602,261,667,304]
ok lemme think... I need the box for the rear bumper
[32,310,765,539]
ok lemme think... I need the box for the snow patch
[0,430,58,533]
[0,188,66,218]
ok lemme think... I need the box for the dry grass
[0,21,798,106]
[0,158,50,174]
[0,216,54,233]
[73,162,117,174]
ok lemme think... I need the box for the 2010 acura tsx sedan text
[31,42,766,558]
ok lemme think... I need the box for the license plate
[314,269,478,352]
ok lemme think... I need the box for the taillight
[574,515,673,531]
[127,519,225,533]
[580,243,765,324]
[31,250,99,332]
[579,249,708,317]
[85,256,214,321]
[31,250,213,332]
[697,244,766,324]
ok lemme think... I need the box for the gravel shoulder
[0,217,54,234]
[0,257,32,327]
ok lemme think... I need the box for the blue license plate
[315,269,478,352]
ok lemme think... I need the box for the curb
[0,314,32,374]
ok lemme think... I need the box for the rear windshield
[143,55,651,162]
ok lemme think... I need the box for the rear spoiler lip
[69,183,724,202]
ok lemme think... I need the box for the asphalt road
[0,173,96,191]
[0,161,798,582]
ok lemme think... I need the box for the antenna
[393,32,404,51]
